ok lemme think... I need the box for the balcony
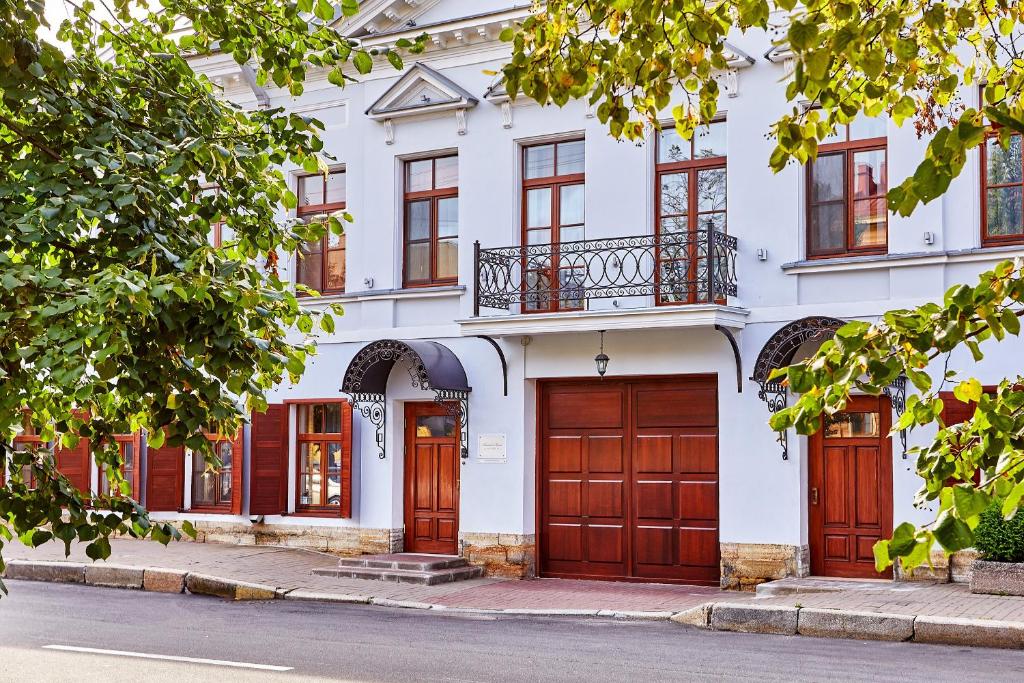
[463,230,744,336]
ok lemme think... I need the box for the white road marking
[42,645,293,672]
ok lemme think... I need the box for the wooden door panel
[678,435,717,473]
[437,518,457,543]
[635,387,717,428]
[854,446,881,527]
[635,480,673,519]
[587,480,624,518]
[679,481,718,521]
[548,479,582,516]
[586,525,625,564]
[437,444,457,512]
[547,390,623,429]
[678,527,719,566]
[546,524,583,561]
[856,535,877,562]
[404,403,459,555]
[635,435,673,473]
[825,534,850,561]
[635,526,673,565]
[414,517,433,540]
[413,445,434,510]
[548,436,582,472]
[823,447,849,527]
[588,436,624,472]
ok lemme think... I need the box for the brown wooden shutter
[340,401,353,519]
[230,430,244,515]
[54,437,91,493]
[249,404,288,515]
[146,433,185,512]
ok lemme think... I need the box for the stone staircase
[312,553,484,585]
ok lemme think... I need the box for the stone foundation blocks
[719,543,808,591]
[710,603,799,635]
[913,616,1024,649]
[85,564,144,589]
[142,568,187,593]
[797,608,914,642]
[970,560,1024,597]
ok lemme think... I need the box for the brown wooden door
[809,395,893,579]
[54,438,92,493]
[539,377,719,585]
[404,402,460,555]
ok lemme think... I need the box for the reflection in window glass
[824,411,880,438]
[415,415,456,438]
[525,144,555,179]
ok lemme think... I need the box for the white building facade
[87,2,1024,587]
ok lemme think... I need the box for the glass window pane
[323,403,341,433]
[853,150,887,198]
[559,184,584,226]
[660,216,687,234]
[696,168,726,212]
[525,144,555,179]
[987,135,1022,185]
[695,121,727,158]
[122,443,135,469]
[406,242,430,281]
[987,186,1024,237]
[853,198,887,248]
[297,240,323,290]
[437,197,458,237]
[825,411,880,438]
[526,188,552,228]
[326,171,346,204]
[415,415,456,437]
[556,140,585,175]
[436,238,458,279]
[849,114,888,141]
[406,159,433,192]
[435,156,458,188]
[697,212,726,233]
[560,225,584,243]
[326,442,342,506]
[658,128,690,163]
[313,404,324,433]
[811,154,845,202]
[407,200,431,241]
[326,247,345,291]
[660,172,688,217]
[298,175,324,207]
[217,441,233,469]
[526,229,551,245]
[300,443,321,506]
[809,203,846,254]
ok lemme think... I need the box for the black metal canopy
[342,339,470,395]
[342,340,471,460]
[750,316,846,386]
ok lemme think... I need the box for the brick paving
[7,538,1024,623]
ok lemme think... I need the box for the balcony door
[655,121,727,304]
[522,140,585,312]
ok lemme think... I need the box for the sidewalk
[4,539,1024,648]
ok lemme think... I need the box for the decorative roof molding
[365,62,477,142]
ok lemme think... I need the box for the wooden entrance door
[539,377,720,585]
[809,395,893,578]
[404,402,460,555]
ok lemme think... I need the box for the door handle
[810,487,819,505]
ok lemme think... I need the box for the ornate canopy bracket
[434,389,471,461]
[751,316,846,460]
[349,392,386,459]
[342,339,472,461]
[883,375,908,458]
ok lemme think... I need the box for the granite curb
[4,559,1024,648]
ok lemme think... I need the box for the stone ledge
[798,608,914,642]
[970,560,1024,597]
[710,603,799,635]
[3,560,85,584]
[85,564,144,589]
[914,616,1024,649]
[143,568,187,593]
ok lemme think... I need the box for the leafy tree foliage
[0,0,418,590]
[505,1,1024,571]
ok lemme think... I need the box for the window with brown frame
[655,121,727,304]
[199,185,232,248]
[96,434,141,499]
[296,170,347,294]
[404,155,459,287]
[11,417,46,487]
[806,116,888,258]
[981,130,1024,245]
[295,402,351,514]
[522,139,586,312]
[189,432,240,511]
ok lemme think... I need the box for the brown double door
[404,402,460,555]
[539,377,720,585]
[809,395,893,578]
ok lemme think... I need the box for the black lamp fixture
[594,330,609,378]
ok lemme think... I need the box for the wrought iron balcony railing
[473,229,737,315]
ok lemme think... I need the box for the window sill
[290,509,345,518]
[781,245,1024,274]
[296,285,465,304]
[187,506,233,514]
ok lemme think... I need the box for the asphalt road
[0,580,1020,683]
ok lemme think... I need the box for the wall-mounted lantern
[594,330,609,378]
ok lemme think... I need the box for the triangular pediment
[365,62,478,119]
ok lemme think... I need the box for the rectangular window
[522,139,585,312]
[12,415,46,487]
[190,432,238,510]
[982,132,1024,245]
[403,155,459,287]
[296,170,347,294]
[806,117,888,258]
[295,402,350,514]
[96,434,140,499]
[655,121,727,304]
[199,185,233,248]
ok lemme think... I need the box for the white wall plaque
[478,433,507,463]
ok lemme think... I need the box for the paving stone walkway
[7,539,1024,624]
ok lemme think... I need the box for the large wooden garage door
[539,377,720,585]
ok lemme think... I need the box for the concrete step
[336,553,468,572]
[312,562,483,586]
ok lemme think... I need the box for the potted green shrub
[970,502,1024,596]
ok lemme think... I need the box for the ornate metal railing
[473,230,737,315]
